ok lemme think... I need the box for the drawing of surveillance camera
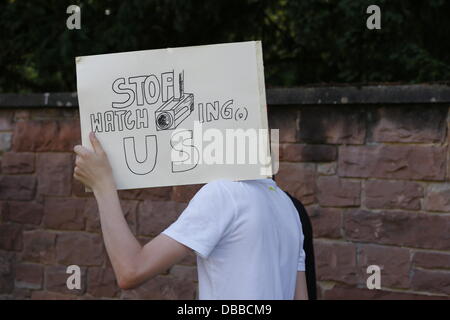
[155,93,194,131]
[155,71,195,131]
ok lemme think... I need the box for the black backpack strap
[285,191,317,300]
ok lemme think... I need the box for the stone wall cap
[1,84,450,108]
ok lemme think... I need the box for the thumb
[89,131,104,154]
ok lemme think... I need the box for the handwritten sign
[76,41,272,190]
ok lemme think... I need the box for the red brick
[424,184,450,212]
[411,269,450,295]
[314,240,358,285]
[179,251,197,266]
[87,267,120,298]
[369,106,447,143]
[0,251,15,294]
[365,180,423,210]
[72,179,94,198]
[10,288,32,299]
[344,210,450,250]
[43,197,86,230]
[298,107,366,144]
[85,199,138,234]
[32,108,66,120]
[170,265,198,283]
[280,144,337,162]
[358,244,411,288]
[0,223,22,251]
[45,265,86,295]
[171,184,203,203]
[317,162,337,176]
[320,284,447,300]
[22,230,56,264]
[55,232,104,266]
[447,110,450,180]
[14,110,30,122]
[0,132,12,152]
[120,274,196,299]
[31,290,79,300]
[36,153,73,196]
[413,251,450,270]
[317,176,360,207]
[138,200,186,236]
[268,108,299,143]
[118,186,173,201]
[1,152,35,174]
[308,206,342,239]
[15,263,43,289]
[137,236,153,247]
[275,162,315,205]
[2,201,43,225]
[12,119,80,152]
[0,175,36,200]
[0,111,14,130]
[338,145,447,181]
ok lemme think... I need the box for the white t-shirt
[162,178,305,300]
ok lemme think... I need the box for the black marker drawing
[155,71,195,131]
[129,75,149,106]
[123,135,158,175]
[221,100,234,119]
[197,99,235,123]
[143,74,160,105]
[90,112,103,133]
[234,107,248,121]
[112,77,135,109]
[205,101,220,122]
[104,110,115,132]
[93,69,247,178]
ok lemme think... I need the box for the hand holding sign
[73,132,116,194]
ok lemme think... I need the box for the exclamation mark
[173,70,184,101]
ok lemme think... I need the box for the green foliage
[1,0,450,92]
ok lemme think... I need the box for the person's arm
[294,271,308,300]
[73,132,192,289]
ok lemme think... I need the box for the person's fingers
[74,166,83,175]
[73,169,82,181]
[89,131,104,154]
[73,145,90,158]
[73,167,87,184]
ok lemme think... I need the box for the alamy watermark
[66,5,81,30]
[366,5,381,30]
[68,5,382,31]
[366,265,381,290]
[66,265,81,290]
[170,122,279,175]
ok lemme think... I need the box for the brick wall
[273,104,450,299]
[0,88,450,299]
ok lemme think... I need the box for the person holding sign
[73,131,308,300]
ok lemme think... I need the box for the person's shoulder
[188,179,238,216]
[199,179,237,195]
[190,179,242,204]
[206,178,237,188]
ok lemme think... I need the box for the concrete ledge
[0,92,78,108]
[267,84,450,105]
[1,85,450,108]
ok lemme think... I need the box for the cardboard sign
[76,41,272,190]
